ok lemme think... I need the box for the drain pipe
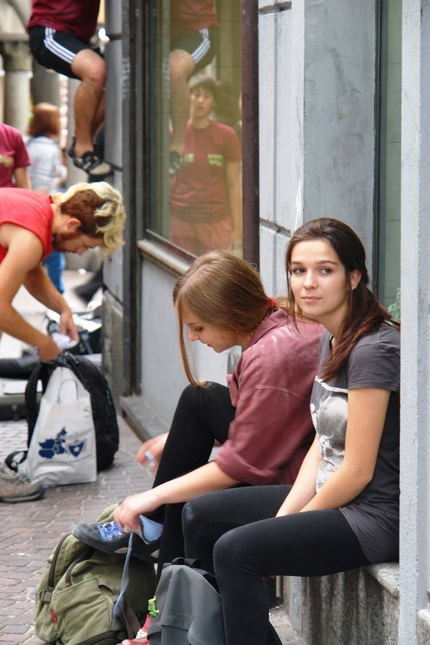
[241,0,260,269]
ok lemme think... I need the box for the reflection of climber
[27,0,111,178]
[169,0,219,177]
[170,77,242,256]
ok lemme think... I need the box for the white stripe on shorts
[43,27,76,65]
[191,28,211,65]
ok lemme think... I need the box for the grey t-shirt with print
[311,324,400,563]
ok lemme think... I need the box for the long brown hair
[173,250,279,385]
[286,218,399,381]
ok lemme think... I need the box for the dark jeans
[150,383,235,575]
[183,486,371,645]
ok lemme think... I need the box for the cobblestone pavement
[0,418,306,645]
[0,417,153,644]
[0,270,306,645]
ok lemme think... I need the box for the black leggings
[149,383,235,574]
[183,486,371,645]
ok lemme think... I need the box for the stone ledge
[120,394,168,441]
[365,561,399,598]
[285,564,400,645]
[418,607,430,642]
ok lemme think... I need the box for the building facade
[1,0,428,642]
[102,1,429,642]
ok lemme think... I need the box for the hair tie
[269,297,276,310]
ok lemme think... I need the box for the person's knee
[178,382,220,412]
[84,59,106,90]
[72,51,106,89]
[182,497,203,538]
[182,496,214,552]
[169,50,195,84]
[213,529,242,575]
[177,383,200,408]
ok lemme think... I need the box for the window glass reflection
[153,0,242,257]
[170,77,242,255]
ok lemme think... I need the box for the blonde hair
[52,182,126,254]
[173,250,281,385]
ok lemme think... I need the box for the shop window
[148,0,242,258]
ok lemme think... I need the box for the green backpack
[35,505,156,645]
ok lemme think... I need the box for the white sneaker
[0,463,44,503]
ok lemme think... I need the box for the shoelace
[112,532,134,624]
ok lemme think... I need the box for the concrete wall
[299,565,399,645]
[102,0,125,407]
[137,245,230,431]
[302,1,375,246]
[398,0,430,643]
[258,0,376,295]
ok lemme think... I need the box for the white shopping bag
[19,366,97,486]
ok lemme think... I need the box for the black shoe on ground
[68,139,112,178]
[73,520,160,563]
[169,150,184,177]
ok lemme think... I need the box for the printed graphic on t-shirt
[311,377,348,491]
[0,155,13,168]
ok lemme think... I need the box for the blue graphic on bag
[38,428,86,459]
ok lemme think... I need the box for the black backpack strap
[170,557,204,570]
[53,352,119,471]
[25,360,56,445]
[4,450,27,472]
[169,557,219,591]
[59,352,96,393]
[113,599,142,640]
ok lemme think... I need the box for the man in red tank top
[0,182,125,503]
[0,182,125,362]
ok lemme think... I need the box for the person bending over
[0,181,125,503]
